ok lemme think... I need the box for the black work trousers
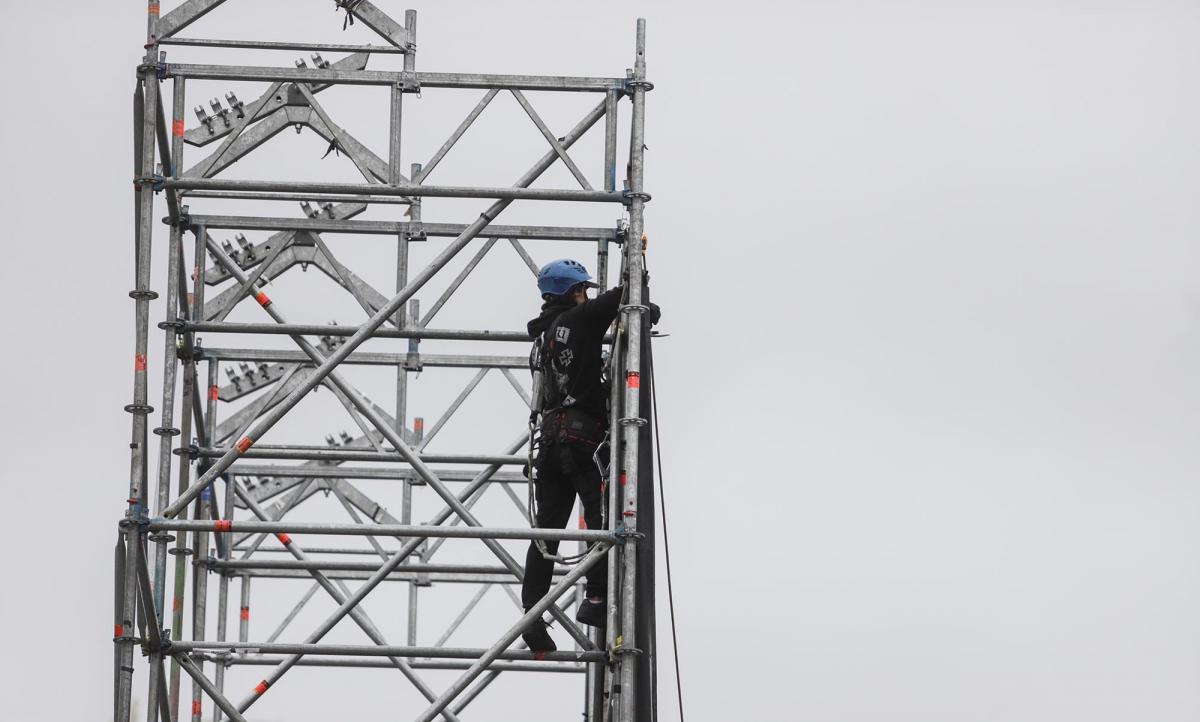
[521,441,608,610]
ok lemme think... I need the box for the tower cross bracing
[117,4,656,722]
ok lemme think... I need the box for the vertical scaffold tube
[191,487,212,722]
[118,23,160,717]
[147,218,184,721]
[147,75,186,703]
[171,219,206,718]
[616,18,649,722]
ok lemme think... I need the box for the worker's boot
[521,617,557,653]
[576,598,607,628]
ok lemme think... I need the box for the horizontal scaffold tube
[201,343,611,364]
[229,545,548,558]
[148,519,614,543]
[162,178,623,204]
[193,446,525,465]
[209,559,570,576]
[172,640,605,663]
[165,64,624,92]
[181,214,621,240]
[188,322,530,342]
[231,569,541,585]
[181,191,415,205]
[157,38,407,54]
[219,655,584,674]
[227,464,528,482]
[200,348,527,368]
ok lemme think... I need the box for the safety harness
[526,311,610,564]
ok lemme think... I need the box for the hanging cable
[643,251,685,722]
[649,348,685,722]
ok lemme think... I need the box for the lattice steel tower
[116,3,657,721]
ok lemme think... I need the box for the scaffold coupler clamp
[173,204,197,232]
[173,441,201,461]
[614,219,630,245]
[158,317,186,333]
[406,220,427,242]
[119,516,152,533]
[174,329,197,362]
[403,351,423,373]
[623,77,655,94]
[612,525,645,546]
[137,51,170,80]
[143,631,173,656]
[399,70,421,94]
[134,173,165,194]
[608,634,644,664]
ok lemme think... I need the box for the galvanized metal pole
[146,71,187,706]
[616,18,651,722]
[169,230,202,719]
[118,15,161,715]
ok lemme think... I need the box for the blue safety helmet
[537,258,597,297]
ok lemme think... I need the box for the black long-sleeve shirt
[527,286,660,421]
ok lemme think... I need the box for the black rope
[335,0,363,30]
[647,300,685,722]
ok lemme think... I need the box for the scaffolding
[116,3,656,721]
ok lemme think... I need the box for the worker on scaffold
[520,258,659,652]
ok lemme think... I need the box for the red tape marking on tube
[209,385,219,401]
[172,119,185,137]
[626,371,640,389]
[276,533,292,546]
[254,291,271,307]
[240,606,250,621]
[148,2,160,17]
[114,624,124,637]
[254,680,270,695]
[213,520,232,533]
[236,437,253,453]
[135,354,148,372]
[192,700,201,716]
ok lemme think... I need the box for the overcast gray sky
[2,1,1200,720]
